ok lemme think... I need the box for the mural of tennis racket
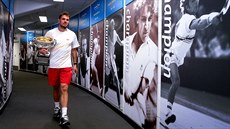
[220,0,230,15]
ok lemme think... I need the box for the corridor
[0,71,136,129]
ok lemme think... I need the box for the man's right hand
[38,48,49,55]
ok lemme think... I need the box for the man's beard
[60,25,67,29]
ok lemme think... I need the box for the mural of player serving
[161,0,230,129]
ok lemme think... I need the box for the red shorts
[48,67,72,86]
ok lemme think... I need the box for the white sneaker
[59,115,70,125]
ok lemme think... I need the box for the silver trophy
[32,36,56,56]
[32,36,56,65]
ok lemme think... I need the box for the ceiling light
[39,16,48,22]
[53,0,64,2]
[18,27,26,31]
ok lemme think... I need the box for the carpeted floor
[0,70,137,129]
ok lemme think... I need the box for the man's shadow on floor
[60,125,70,129]
[53,118,70,129]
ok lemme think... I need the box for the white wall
[13,34,20,69]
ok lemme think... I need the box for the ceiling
[14,0,95,34]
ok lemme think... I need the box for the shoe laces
[54,107,60,113]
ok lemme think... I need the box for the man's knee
[60,84,69,92]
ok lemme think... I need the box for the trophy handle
[46,52,50,56]
[31,37,37,47]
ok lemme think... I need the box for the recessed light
[53,0,64,2]
[39,16,48,22]
[18,27,26,31]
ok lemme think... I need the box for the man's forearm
[190,12,220,30]
[72,48,78,64]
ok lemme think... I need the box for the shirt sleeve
[72,33,80,48]
[176,14,196,39]
[44,30,51,37]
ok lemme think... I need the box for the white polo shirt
[45,28,79,68]
[170,13,196,66]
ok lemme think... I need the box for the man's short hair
[59,11,70,19]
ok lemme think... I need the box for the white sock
[62,107,68,117]
[54,102,60,109]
